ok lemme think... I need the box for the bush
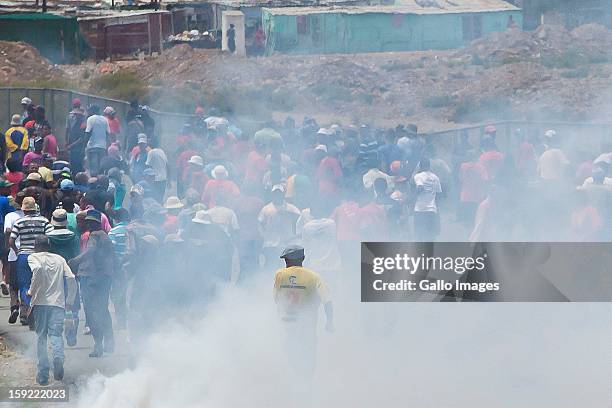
[560,67,589,79]
[424,95,453,108]
[541,48,588,69]
[452,95,513,122]
[90,71,148,102]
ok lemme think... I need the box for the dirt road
[0,295,130,406]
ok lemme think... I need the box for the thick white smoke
[75,269,612,408]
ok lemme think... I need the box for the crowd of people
[1,95,611,385]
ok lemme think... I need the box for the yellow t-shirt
[273,266,328,321]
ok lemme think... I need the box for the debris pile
[0,41,65,84]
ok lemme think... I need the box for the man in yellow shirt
[5,114,29,164]
[273,245,333,375]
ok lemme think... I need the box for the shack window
[462,15,483,41]
[297,16,310,35]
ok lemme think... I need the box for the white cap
[544,129,556,138]
[21,97,32,105]
[188,155,204,167]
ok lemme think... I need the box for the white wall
[221,11,246,57]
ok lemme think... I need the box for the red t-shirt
[316,156,342,196]
[106,117,121,135]
[359,202,388,241]
[459,161,487,203]
[245,151,268,184]
[479,150,504,180]
[202,179,240,208]
[5,171,24,197]
[163,214,178,234]
[43,134,58,157]
[331,201,361,241]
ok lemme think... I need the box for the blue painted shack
[262,0,522,55]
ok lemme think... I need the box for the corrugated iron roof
[264,0,519,15]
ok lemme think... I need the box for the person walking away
[5,114,29,169]
[227,24,236,53]
[103,107,121,146]
[9,197,53,326]
[27,235,77,385]
[65,99,86,173]
[4,193,25,324]
[234,183,264,281]
[46,209,81,346]
[413,158,442,241]
[0,180,14,296]
[258,185,300,270]
[458,150,487,225]
[108,208,130,330]
[129,134,150,184]
[5,159,24,197]
[85,105,110,177]
[301,203,342,290]
[20,97,33,123]
[273,245,333,377]
[145,145,168,203]
[68,210,115,357]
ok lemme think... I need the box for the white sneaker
[0,281,8,296]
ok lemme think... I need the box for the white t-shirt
[146,148,168,182]
[413,171,442,213]
[85,114,110,150]
[4,210,24,261]
[538,148,569,180]
[208,206,239,235]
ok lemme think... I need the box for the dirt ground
[4,24,612,129]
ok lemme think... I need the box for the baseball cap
[0,179,14,188]
[137,133,148,144]
[51,209,68,227]
[21,97,32,105]
[60,179,74,191]
[280,245,305,260]
[188,155,204,167]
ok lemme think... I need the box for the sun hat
[21,196,36,212]
[51,209,68,227]
[26,172,42,182]
[85,209,102,223]
[164,196,184,210]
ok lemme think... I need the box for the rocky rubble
[0,41,65,84]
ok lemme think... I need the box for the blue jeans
[16,253,32,308]
[32,305,65,381]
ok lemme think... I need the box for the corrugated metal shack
[262,0,522,55]
[77,10,173,59]
[0,12,83,63]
